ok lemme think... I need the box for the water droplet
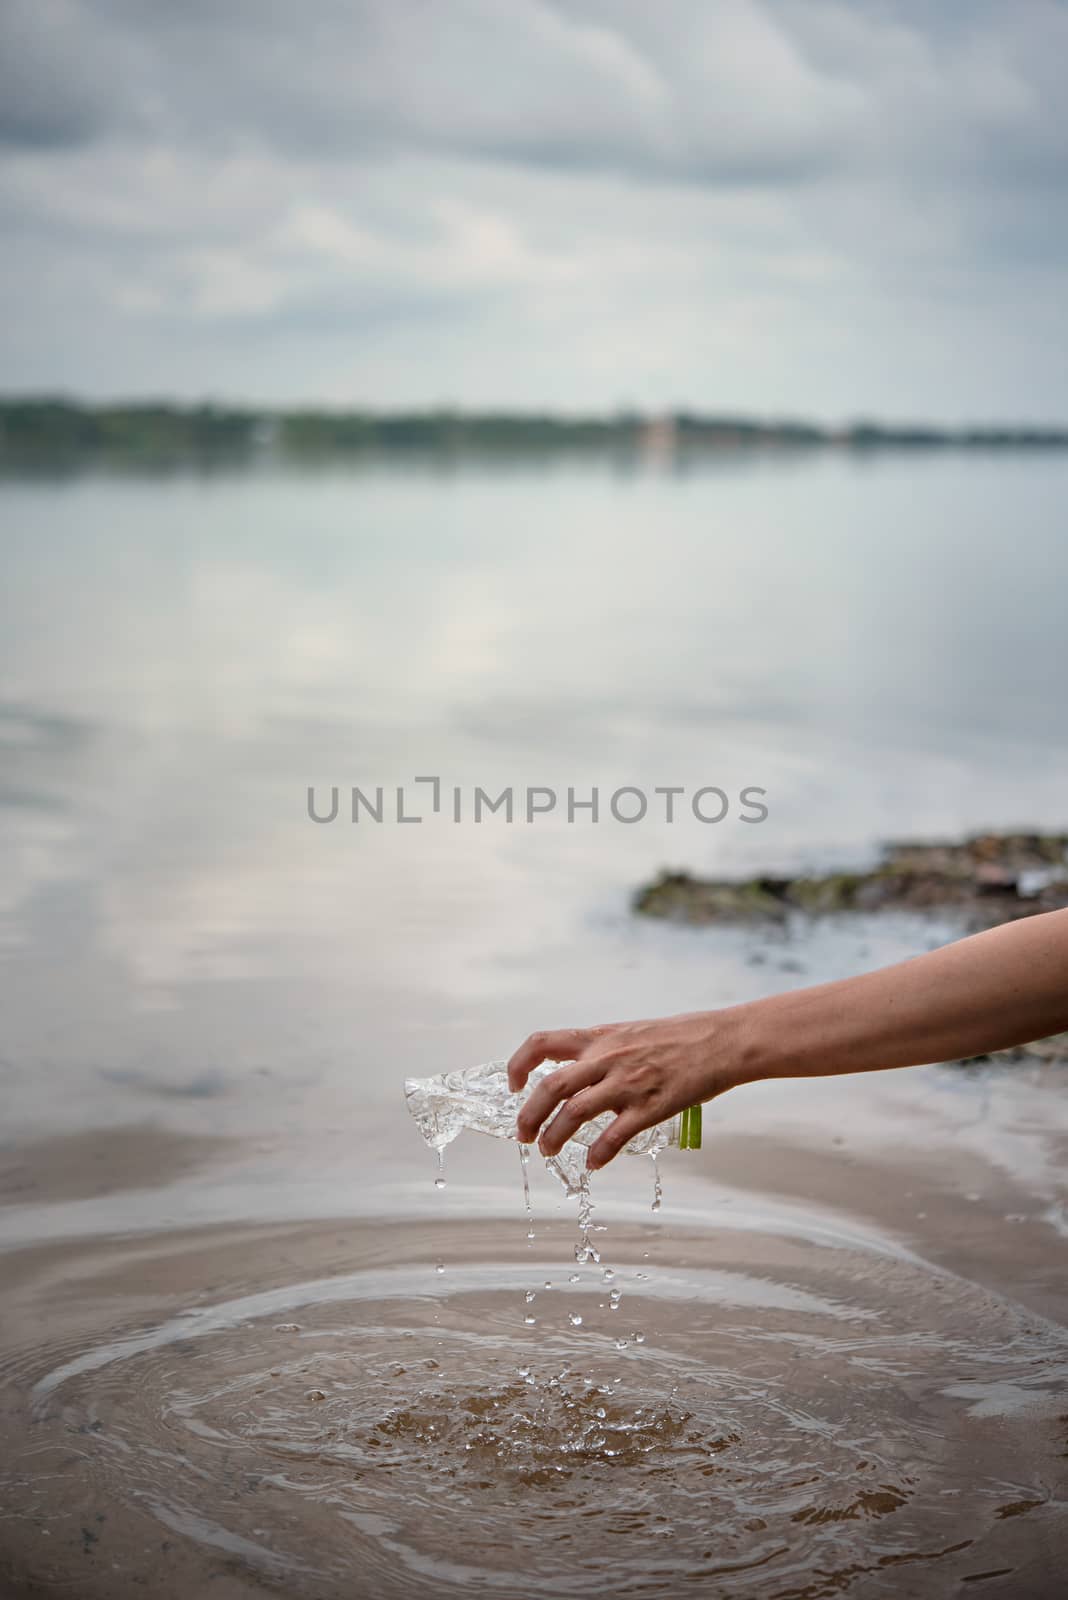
[650,1152,663,1212]
[602,1267,615,1284]
[568,1313,583,1327]
[524,1314,536,1326]
[543,1280,552,1289]
[634,1331,646,1344]
[609,1289,622,1309]
[435,1263,445,1274]
[568,1273,580,1284]
[613,1339,628,1351]
[434,1176,446,1190]
[305,1389,327,1403]
[525,1290,536,1304]
[273,1323,301,1333]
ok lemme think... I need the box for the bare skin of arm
[507,906,1068,1172]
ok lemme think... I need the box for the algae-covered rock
[955,1030,1068,1068]
[632,871,789,923]
[633,832,1068,930]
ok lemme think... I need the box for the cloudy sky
[2,0,1067,420]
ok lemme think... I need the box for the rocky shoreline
[634,831,1068,931]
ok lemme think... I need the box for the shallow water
[3,1186,1068,1598]
[2,453,1068,1593]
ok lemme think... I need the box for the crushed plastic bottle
[404,1060,684,1193]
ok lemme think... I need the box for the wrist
[720,992,810,1087]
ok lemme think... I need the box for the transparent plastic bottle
[405,1060,698,1193]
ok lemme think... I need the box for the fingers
[539,1081,619,1157]
[587,1107,648,1171]
[507,1027,592,1093]
[514,1057,605,1144]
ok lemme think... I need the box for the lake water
[1,451,1067,1596]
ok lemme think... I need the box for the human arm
[508,906,1068,1171]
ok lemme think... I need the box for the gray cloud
[1,0,1067,416]
[12,0,1067,185]
[0,1,121,148]
[0,0,856,181]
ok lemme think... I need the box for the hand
[507,1009,749,1170]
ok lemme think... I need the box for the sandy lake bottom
[2,1119,1066,1600]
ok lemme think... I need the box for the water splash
[406,1061,678,1194]
[650,1152,663,1212]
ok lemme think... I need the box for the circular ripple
[6,1220,1068,1598]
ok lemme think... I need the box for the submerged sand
[1,1113,1066,1600]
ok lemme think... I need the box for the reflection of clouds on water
[2,461,1068,1184]
[0,702,95,950]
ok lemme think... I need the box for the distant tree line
[2,397,1067,467]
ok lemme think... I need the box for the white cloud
[1,0,1067,417]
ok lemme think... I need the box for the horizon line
[4,394,1068,437]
